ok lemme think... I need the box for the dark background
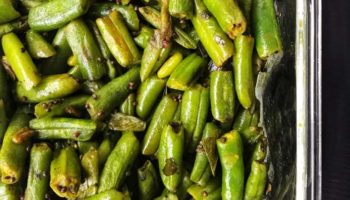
[322,0,350,199]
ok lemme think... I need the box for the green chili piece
[99,132,140,192]
[120,93,136,116]
[98,138,114,168]
[2,32,41,90]
[167,53,206,91]
[96,10,140,68]
[233,35,255,109]
[77,147,99,198]
[26,30,56,59]
[187,177,221,200]
[0,16,28,38]
[158,122,184,192]
[34,95,88,118]
[134,26,154,49]
[244,161,267,200]
[169,0,193,19]
[136,76,166,119]
[0,108,31,184]
[50,146,81,199]
[173,27,197,50]
[40,28,72,75]
[0,0,20,24]
[142,95,178,155]
[240,126,262,144]
[86,67,140,121]
[29,118,97,141]
[217,130,244,200]
[252,0,283,59]
[28,0,93,31]
[157,51,183,78]
[192,0,234,67]
[24,143,53,200]
[203,0,247,38]
[209,70,235,123]
[138,160,160,200]
[233,108,259,131]
[65,19,106,80]
[85,190,125,200]
[16,73,80,103]
[88,3,140,31]
[108,112,146,132]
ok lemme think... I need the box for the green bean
[0,16,28,38]
[138,160,160,200]
[28,0,93,31]
[169,0,193,19]
[65,19,106,80]
[142,95,178,155]
[0,100,8,143]
[108,112,146,132]
[88,3,140,31]
[187,177,221,200]
[244,161,267,200]
[136,76,166,119]
[134,26,154,49]
[96,10,140,68]
[77,147,99,198]
[19,0,48,10]
[252,0,283,59]
[120,93,136,116]
[88,20,118,80]
[85,190,125,200]
[2,32,41,90]
[34,95,88,118]
[233,108,259,131]
[217,130,244,200]
[157,51,183,78]
[203,0,247,39]
[16,73,80,103]
[26,30,56,59]
[167,53,206,91]
[29,118,97,141]
[181,84,209,149]
[139,6,197,49]
[86,66,140,121]
[158,122,184,192]
[209,70,235,123]
[234,35,255,109]
[50,146,81,198]
[0,181,21,200]
[99,131,140,192]
[98,137,114,168]
[0,0,20,24]
[24,143,53,200]
[0,108,31,184]
[196,165,211,186]
[192,0,234,67]
[40,28,72,75]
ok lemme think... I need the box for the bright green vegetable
[0,108,31,184]
[0,0,20,24]
[217,130,244,200]
[203,0,247,38]
[136,76,166,119]
[234,35,255,109]
[99,132,140,192]
[210,70,235,123]
[50,146,81,198]
[192,0,234,67]
[157,51,183,78]
[26,30,56,59]
[28,0,93,31]
[30,118,97,141]
[233,108,259,131]
[252,0,283,59]
[85,190,125,200]
[134,26,154,49]
[24,143,53,200]
[120,93,136,116]
[86,67,140,121]
[142,95,178,155]
[187,177,221,200]
[138,160,160,200]
[16,73,80,103]
[2,32,41,90]
[65,19,106,80]
[244,161,267,200]
[0,181,21,200]
[158,122,184,192]
[77,147,99,198]
[169,0,193,19]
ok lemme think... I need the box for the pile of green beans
[0,0,282,199]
